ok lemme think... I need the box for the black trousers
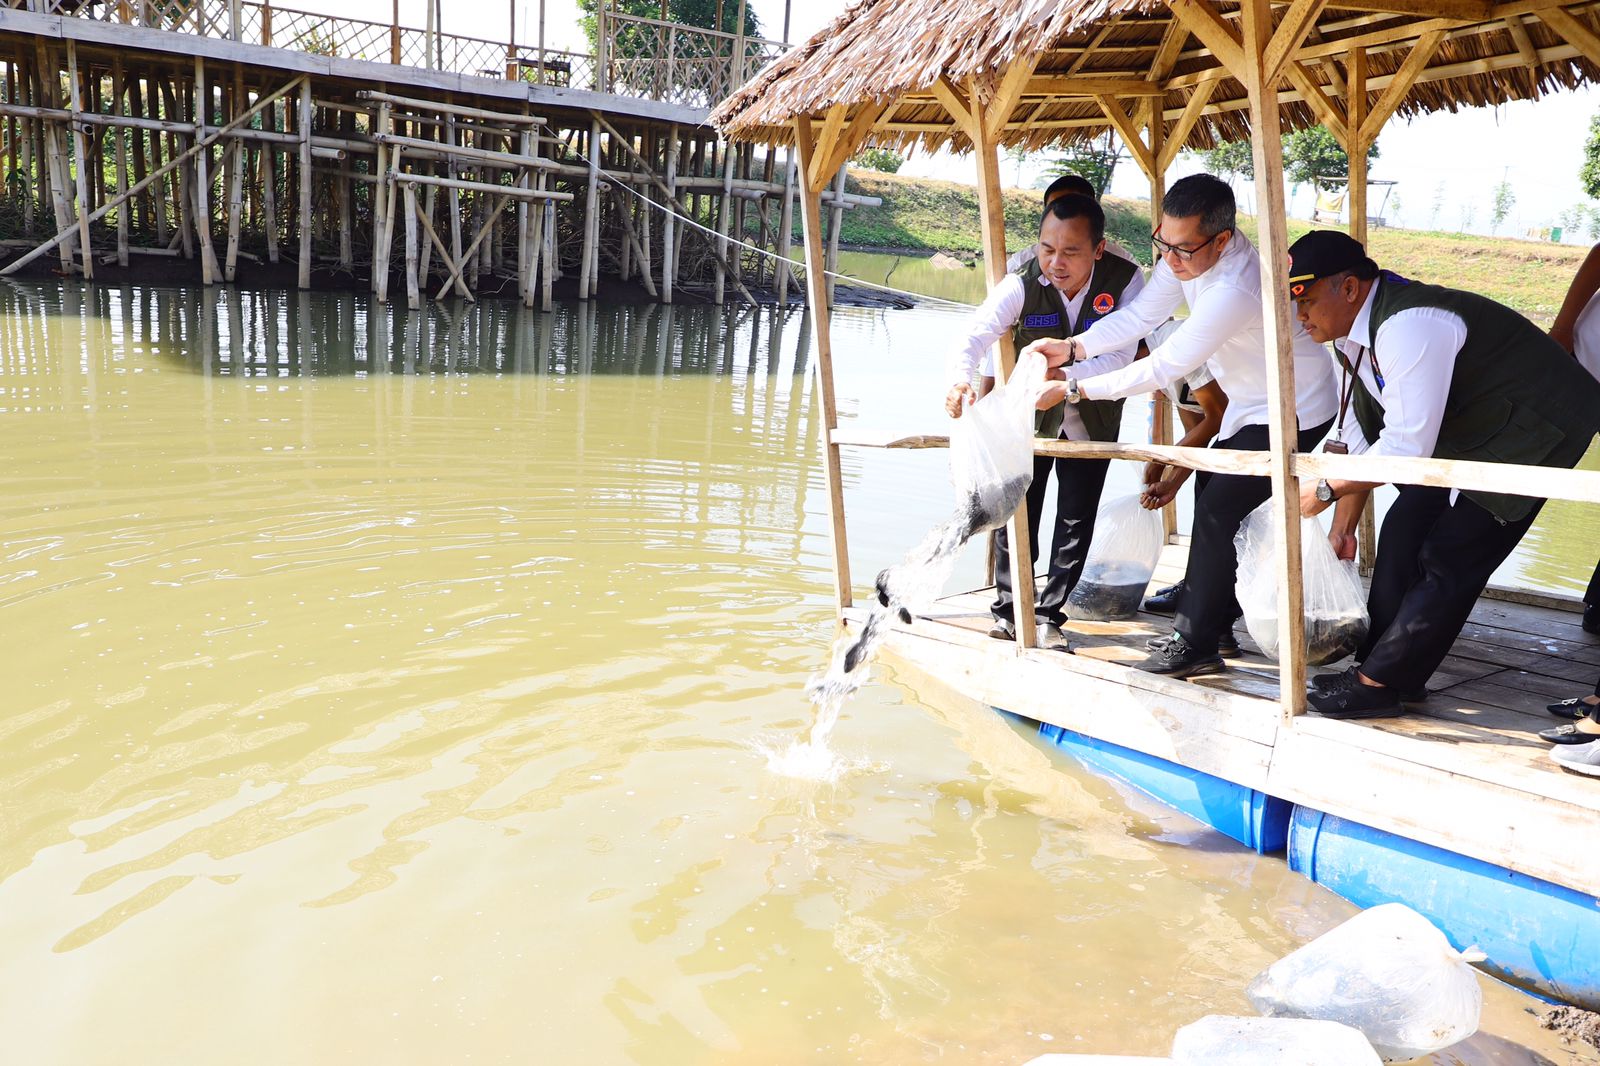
[1586,559,1600,606]
[1358,486,1542,691]
[1173,418,1334,654]
[991,453,1112,625]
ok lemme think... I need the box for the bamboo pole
[1240,0,1308,720]
[793,114,853,614]
[113,58,129,267]
[338,109,353,270]
[540,196,555,311]
[824,165,845,308]
[297,79,312,288]
[224,70,246,281]
[776,146,794,304]
[37,43,76,271]
[193,59,220,284]
[3,75,307,277]
[579,116,600,299]
[17,50,33,233]
[262,133,279,263]
[65,44,94,278]
[444,107,465,298]
[713,137,734,304]
[403,182,420,309]
[370,101,390,293]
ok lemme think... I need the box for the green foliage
[1490,180,1516,234]
[853,148,904,174]
[1430,181,1445,227]
[577,0,761,53]
[1199,139,1254,181]
[1461,203,1477,233]
[1044,133,1122,197]
[1581,114,1600,200]
[1281,125,1379,189]
[1561,204,1588,236]
[1587,206,1600,243]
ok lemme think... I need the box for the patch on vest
[1023,313,1061,329]
[1092,292,1116,314]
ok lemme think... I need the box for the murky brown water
[0,283,1593,1065]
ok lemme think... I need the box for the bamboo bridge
[0,0,867,307]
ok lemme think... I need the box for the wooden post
[224,69,246,281]
[371,101,390,293]
[403,182,420,309]
[37,43,77,271]
[65,43,94,279]
[261,133,279,263]
[540,196,555,311]
[338,109,353,270]
[297,78,312,289]
[661,123,678,302]
[193,58,220,284]
[113,58,129,267]
[1240,0,1308,720]
[445,108,465,297]
[776,146,795,304]
[713,138,735,304]
[794,114,852,614]
[17,52,34,233]
[517,125,532,303]
[1346,46,1379,577]
[824,165,845,314]
[1147,108,1177,542]
[579,116,600,299]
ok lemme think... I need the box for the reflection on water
[0,282,1590,1064]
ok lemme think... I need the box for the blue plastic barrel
[1288,806,1600,1010]
[1036,722,1291,854]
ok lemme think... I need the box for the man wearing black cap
[1288,229,1600,717]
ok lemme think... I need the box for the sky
[313,0,1600,244]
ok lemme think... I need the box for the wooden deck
[852,544,1600,898]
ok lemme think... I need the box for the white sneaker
[1551,738,1600,777]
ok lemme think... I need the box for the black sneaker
[1312,668,1427,704]
[1146,629,1240,659]
[1039,622,1073,653]
[1143,581,1183,615]
[987,619,1016,641]
[1136,633,1225,678]
[1308,668,1403,718]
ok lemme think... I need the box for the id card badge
[1324,439,1350,455]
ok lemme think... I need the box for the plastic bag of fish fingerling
[1170,1015,1380,1065]
[1066,493,1164,621]
[1234,502,1369,665]
[948,350,1050,538]
[1246,903,1485,1062]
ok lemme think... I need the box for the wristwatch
[1315,478,1336,503]
[1064,377,1082,405]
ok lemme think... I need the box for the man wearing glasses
[1023,173,1338,678]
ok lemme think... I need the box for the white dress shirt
[1068,232,1339,440]
[1571,290,1600,382]
[947,266,1145,440]
[1333,282,1465,460]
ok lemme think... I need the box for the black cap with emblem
[1286,230,1378,298]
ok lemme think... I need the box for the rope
[562,142,979,311]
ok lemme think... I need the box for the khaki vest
[1010,254,1140,442]
[1348,273,1600,522]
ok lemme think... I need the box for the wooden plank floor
[867,544,1600,895]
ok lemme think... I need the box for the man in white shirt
[1288,229,1600,717]
[945,195,1144,649]
[1024,174,1338,678]
[1548,243,1600,637]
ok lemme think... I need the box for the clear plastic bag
[947,349,1049,540]
[1245,903,1485,1062]
[1067,493,1165,621]
[1171,1015,1380,1065]
[1233,502,1369,665]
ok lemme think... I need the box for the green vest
[1010,254,1139,442]
[1348,273,1600,522]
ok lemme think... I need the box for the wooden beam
[1264,0,1330,84]
[1359,27,1446,143]
[793,113,854,615]
[1148,20,1191,81]
[1284,61,1351,144]
[1020,76,1168,97]
[1347,46,1369,247]
[1167,0,1247,79]
[1540,5,1600,66]
[805,102,847,193]
[1326,0,1492,18]
[1096,95,1156,179]
[986,56,1041,138]
[930,74,977,139]
[1240,0,1309,720]
[1502,13,1541,64]
[1159,78,1218,170]
[810,100,892,194]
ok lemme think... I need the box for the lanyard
[1335,342,1386,441]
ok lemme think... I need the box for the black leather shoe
[1548,695,1600,719]
[1039,622,1074,653]
[987,619,1016,641]
[1585,602,1600,635]
[1147,629,1240,659]
[1143,581,1183,615]
[1541,719,1600,744]
[1308,668,1403,718]
[1137,633,1225,678]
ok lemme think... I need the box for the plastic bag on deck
[1170,1015,1380,1065]
[1066,493,1164,621]
[1245,903,1485,1062]
[946,349,1050,540]
[1233,501,1368,665]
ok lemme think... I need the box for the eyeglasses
[1151,228,1231,262]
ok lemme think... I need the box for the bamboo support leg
[713,139,733,305]
[261,143,279,263]
[579,117,600,299]
[338,110,353,270]
[403,183,420,310]
[192,60,219,284]
[419,185,437,283]
[661,123,678,303]
[297,79,311,289]
[540,197,555,312]
[824,165,845,307]
[224,75,245,281]
[370,102,390,294]
[113,58,128,267]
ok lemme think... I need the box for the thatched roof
[711,0,1600,156]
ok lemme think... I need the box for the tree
[1460,203,1477,233]
[1045,131,1123,197]
[1561,204,1588,236]
[854,148,904,173]
[1430,181,1446,229]
[1005,146,1030,187]
[1281,125,1379,189]
[1490,180,1516,235]
[1200,139,1254,182]
[1587,206,1600,243]
[1581,114,1600,199]
[578,1,762,61]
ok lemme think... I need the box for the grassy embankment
[840,169,1586,325]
